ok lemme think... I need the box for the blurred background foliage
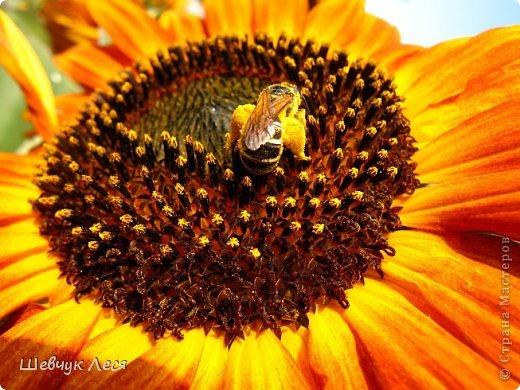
[1,0,80,152]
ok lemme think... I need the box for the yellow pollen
[177,218,189,229]
[175,183,185,194]
[68,161,79,172]
[71,227,83,236]
[121,81,132,93]
[127,130,138,142]
[133,224,147,235]
[309,198,320,208]
[330,198,341,208]
[84,195,95,204]
[109,196,123,208]
[348,167,359,178]
[162,206,174,217]
[389,138,398,146]
[55,209,73,219]
[89,223,103,233]
[367,167,379,176]
[316,173,327,184]
[266,196,278,207]
[120,214,133,224]
[284,197,297,208]
[88,241,99,250]
[160,244,173,256]
[298,172,309,182]
[136,146,145,158]
[99,231,113,241]
[378,149,388,159]
[274,167,285,176]
[290,221,301,231]
[333,148,343,158]
[352,191,364,201]
[387,166,399,178]
[357,151,369,161]
[227,237,239,248]
[366,127,377,137]
[109,176,120,187]
[198,236,210,247]
[312,224,325,235]
[196,188,208,199]
[249,248,261,259]
[152,191,164,202]
[239,210,251,222]
[38,195,58,206]
[212,214,224,225]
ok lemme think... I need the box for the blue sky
[366,0,520,46]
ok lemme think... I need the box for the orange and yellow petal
[303,0,401,61]
[0,299,102,388]
[159,4,206,43]
[60,322,154,389]
[203,0,253,38]
[394,26,520,143]
[224,330,312,389]
[401,170,520,239]
[105,328,205,388]
[0,154,41,225]
[86,0,172,60]
[0,10,57,139]
[307,307,367,389]
[252,0,308,38]
[55,43,125,90]
[41,0,99,52]
[55,93,91,126]
[346,278,513,388]
[414,101,520,182]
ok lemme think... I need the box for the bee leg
[281,113,310,161]
[227,103,256,150]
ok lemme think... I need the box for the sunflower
[0,0,519,388]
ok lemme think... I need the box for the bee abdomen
[240,141,283,175]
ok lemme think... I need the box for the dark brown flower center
[34,34,418,345]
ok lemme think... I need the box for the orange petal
[0,303,46,334]
[191,331,229,390]
[0,269,60,319]
[0,299,102,389]
[159,8,206,43]
[388,230,517,311]
[0,251,56,288]
[0,153,40,184]
[0,10,57,139]
[395,26,520,142]
[303,0,401,61]
[253,0,308,38]
[203,0,253,38]
[60,323,154,389]
[345,278,508,387]
[401,171,520,239]
[55,93,91,127]
[307,307,368,389]
[87,0,171,59]
[0,219,48,265]
[414,100,520,181]
[0,179,40,226]
[55,43,124,90]
[224,330,312,389]
[280,325,317,388]
[383,260,520,368]
[106,328,205,388]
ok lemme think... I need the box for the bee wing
[243,92,292,151]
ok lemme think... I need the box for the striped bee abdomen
[239,126,283,175]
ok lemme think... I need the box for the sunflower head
[32,32,418,345]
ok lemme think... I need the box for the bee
[227,82,309,175]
